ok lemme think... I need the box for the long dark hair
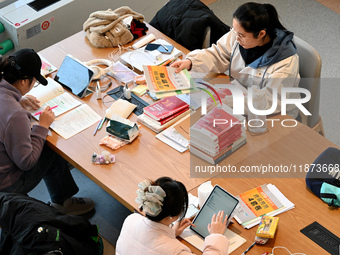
[0,55,34,84]
[233,2,286,38]
[143,177,188,222]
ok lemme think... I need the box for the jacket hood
[248,29,297,69]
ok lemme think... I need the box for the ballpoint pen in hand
[33,105,58,116]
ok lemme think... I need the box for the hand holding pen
[34,105,58,116]
[38,105,56,129]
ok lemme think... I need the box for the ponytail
[233,2,286,38]
[263,3,286,32]
[143,177,189,222]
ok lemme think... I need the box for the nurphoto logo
[198,84,311,129]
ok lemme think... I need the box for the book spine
[190,140,231,157]
[155,107,189,125]
[214,140,247,164]
[143,109,190,127]
[190,122,241,143]
[143,101,189,121]
[190,127,243,153]
[137,114,162,133]
[190,135,246,160]
[190,146,215,165]
[138,110,190,133]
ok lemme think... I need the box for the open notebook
[120,39,183,72]
[27,77,101,139]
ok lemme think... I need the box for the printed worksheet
[50,104,101,139]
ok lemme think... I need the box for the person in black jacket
[0,192,103,255]
[150,0,230,50]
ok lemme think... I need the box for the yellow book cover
[143,65,194,93]
[239,186,280,217]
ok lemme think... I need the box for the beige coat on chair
[83,6,144,48]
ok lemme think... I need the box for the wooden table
[186,124,339,255]
[40,25,340,254]
[39,25,213,211]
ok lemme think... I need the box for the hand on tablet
[208,210,228,235]
[173,218,196,237]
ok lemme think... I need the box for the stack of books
[137,95,190,133]
[234,184,294,229]
[190,104,247,164]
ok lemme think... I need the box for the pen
[241,241,256,255]
[33,105,58,116]
[93,118,103,136]
[98,118,107,130]
[160,43,169,52]
[161,57,176,66]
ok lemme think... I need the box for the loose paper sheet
[51,104,101,139]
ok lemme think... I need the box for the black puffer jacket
[150,0,230,51]
[0,193,101,255]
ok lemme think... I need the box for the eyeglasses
[230,27,247,41]
[33,78,41,88]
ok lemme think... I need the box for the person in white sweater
[172,2,300,118]
[116,177,229,255]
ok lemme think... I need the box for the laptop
[54,55,94,98]
[190,185,239,239]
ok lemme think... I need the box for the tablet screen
[190,185,239,239]
[55,55,94,98]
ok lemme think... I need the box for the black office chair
[150,0,230,51]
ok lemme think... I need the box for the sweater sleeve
[202,234,229,255]
[4,110,48,170]
[186,32,236,74]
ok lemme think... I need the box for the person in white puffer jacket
[172,2,300,118]
[116,177,229,255]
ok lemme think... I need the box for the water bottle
[247,85,267,134]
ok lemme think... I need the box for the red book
[191,128,243,156]
[143,96,189,121]
[145,106,189,125]
[190,105,242,142]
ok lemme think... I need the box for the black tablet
[190,185,239,239]
[54,55,94,98]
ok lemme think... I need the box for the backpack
[305,147,340,207]
[0,192,103,255]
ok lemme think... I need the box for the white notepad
[120,39,183,72]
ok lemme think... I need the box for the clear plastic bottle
[247,86,267,134]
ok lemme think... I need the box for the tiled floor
[202,0,340,14]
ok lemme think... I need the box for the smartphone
[144,43,174,54]
[185,204,199,219]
